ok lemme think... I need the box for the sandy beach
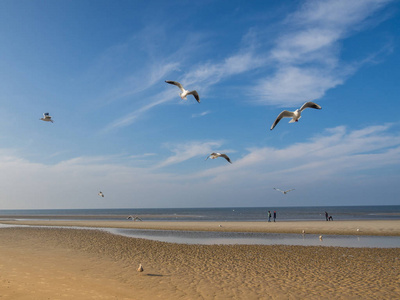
[0,221,399,299]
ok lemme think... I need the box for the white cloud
[192,111,211,118]
[0,124,399,208]
[256,66,344,106]
[154,141,224,169]
[226,124,400,182]
[99,24,265,131]
[255,0,393,106]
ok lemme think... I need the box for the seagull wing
[270,111,294,130]
[300,101,321,111]
[220,154,232,164]
[165,80,185,92]
[187,90,200,103]
[274,188,284,193]
[205,153,216,160]
[285,189,295,193]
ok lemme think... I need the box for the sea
[0,205,399,222]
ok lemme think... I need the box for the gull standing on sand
[98,191,104,197]
[40,112,54,123]
[137,264,143,272]
[273,188,295,195]
[270,101,321,130]
[165,80,200,103]
[206,152,232,164]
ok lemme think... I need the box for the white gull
[270,102,321,130]
[165,80,200,103]
[205,152,232,164]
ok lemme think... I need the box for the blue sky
[0,0,399,209]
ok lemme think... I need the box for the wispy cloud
[97,0,393,132]
[0,123,399,208]
[214,123,400,183]
[102,92,172,132]
[154,141,224,169]
[192,110,211,118]
[99,25,265,131]
[255,0,393,106]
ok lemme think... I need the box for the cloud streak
[154,141,224,169]
[101,0,393,132]
[255,0,393,106]
[0,123,399,208]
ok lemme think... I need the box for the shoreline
[1,219,400,236]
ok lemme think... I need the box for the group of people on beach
[266,210,333,222]
[267,210,276,222]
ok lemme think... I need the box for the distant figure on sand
[268,211,271,222]
[325,211,328,221]
[273,211,276,222]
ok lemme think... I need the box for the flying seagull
[270,101,321,130]
[98,191,104,197]
[127,215,143,221]
[205,152,232,164]
[165,80,200,103]
[273,188,295,195]
[40,112,54,123]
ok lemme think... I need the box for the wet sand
[0,221,399,299]
[2,219,400,235]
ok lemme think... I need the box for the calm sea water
[0,205,399,222]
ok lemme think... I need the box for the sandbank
[1,219,400,236]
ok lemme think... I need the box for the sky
[0,0,399,209]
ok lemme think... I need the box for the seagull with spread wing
[127,215,143,221]
[205,152,232,164]
[273,188,295,195]
[165,80,200,103]
[40,112,54,123]
[270,101,321,130]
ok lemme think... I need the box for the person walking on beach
[325,211,328,221]
[268,211,271,222]
[273,211,276,222]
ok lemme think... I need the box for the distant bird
[273,188,295,195]
[319,235,323,241]
[301,230,305,234]
[357,228,360,232]
[40,112,54,123]
[270,101,321,130]
[98,191,104,197]
[165,80,200,103]
[219,225,222,227]
[205,152,232,164]
[127,215,143,221]
[137,264,143,272]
